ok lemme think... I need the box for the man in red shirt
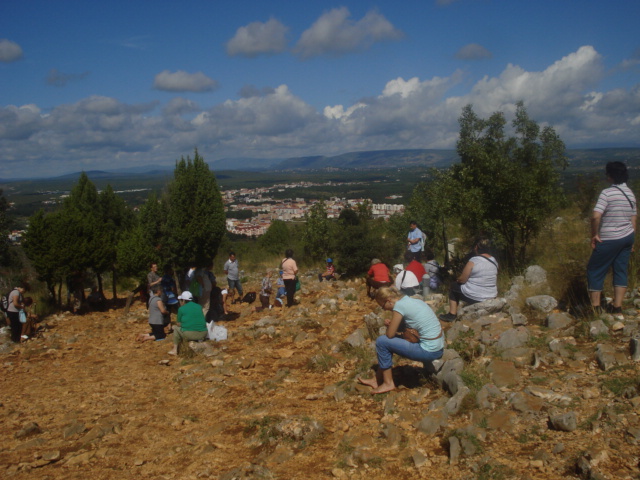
[366,259,391,298]
[405,251,426,281]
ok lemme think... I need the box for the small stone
[134,459,145,466]
[552,443,565,454]
[549,411,577,432]
[158,359,170,366]
[15,422,42,439]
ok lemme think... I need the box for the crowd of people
[4,162,636,396]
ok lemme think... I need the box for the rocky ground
[1,266,639,480]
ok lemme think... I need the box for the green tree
[406,169,458,265]
[333,208,376,277]
[453,102,568,270]
[165,149,226,267]
[258,220,290,255]
[23,210,64,301]
[302,200,330,260]
[97,185,135,298]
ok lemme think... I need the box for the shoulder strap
[613,185,635,209]
[477,255,498,270]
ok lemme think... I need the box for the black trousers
[8,311,21,343]
[283,278,296,307]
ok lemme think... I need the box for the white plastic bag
[207,322,227,341]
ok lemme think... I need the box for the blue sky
[1,0,639,178]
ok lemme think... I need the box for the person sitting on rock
[137,284,170,342]
[253,269,274,312]
[358,287,444,394]
[366,259,391,298]
[318,258,336,282]
[393,263,420,297]
[438,237,498,323]
[20,297,39,340]
[168,291,207,355]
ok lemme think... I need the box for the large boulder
[524,266,548,286]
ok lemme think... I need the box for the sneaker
[438,313,457,323]
[21,335,29,340]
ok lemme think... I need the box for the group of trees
[24,150,226,305]
[407,102,568,272]
[18,103,570,305]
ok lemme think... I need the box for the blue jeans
[587,232,635,291]
[227,279,243,296]
[375,335,443,370]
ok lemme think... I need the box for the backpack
[1,292,10,312]
[241,292,257,304]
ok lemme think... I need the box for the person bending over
[358,287,444,394]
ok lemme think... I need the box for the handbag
[295,276,301,292]
[401,328,420,343]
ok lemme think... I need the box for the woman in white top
[439,237,498,322]
[587,161,636,314]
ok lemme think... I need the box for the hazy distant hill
[274,149,459,170]
[3,148,640,184]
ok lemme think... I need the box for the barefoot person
[358,287,444,394]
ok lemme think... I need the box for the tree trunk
[441,216,450,266]
[112,268,117,300]
[57,282,62,307]
[97,273,103,297]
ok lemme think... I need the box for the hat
[178,291,193,301]
[393,264,404,274]
[326,258,332,263]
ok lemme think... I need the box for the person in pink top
[281,249,298,307]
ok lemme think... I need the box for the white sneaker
[21,335,29,340]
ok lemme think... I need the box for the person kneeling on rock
[168,291,207,355]
[358,287,444,394]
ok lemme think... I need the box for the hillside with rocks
[1,266,639,480]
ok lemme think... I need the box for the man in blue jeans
[224,252,243,304]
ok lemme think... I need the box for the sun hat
[178,291,193,301]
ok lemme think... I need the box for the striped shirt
[594,183,637,241]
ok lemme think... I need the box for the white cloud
[294,7,403,59]
[0,39,23,62]
[455,43,492,60]
[1,46,640,178]
[226,18,288,57]
[153,70,218,92]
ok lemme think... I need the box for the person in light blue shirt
[407,221,424,253]
[358,287,444,394]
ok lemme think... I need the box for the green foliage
[302,200,330,260]
[116,224,159,280]
[334,209,382,276]
[406,168,459,264]
[165,149,226,267]
[258,220,289,255]
[453,102,568,270]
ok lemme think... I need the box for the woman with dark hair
[281,249,298,307]
[587,161,636,315]
[358,287,444,394]
[439,237,498,322]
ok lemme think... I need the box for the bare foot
[167,350,177,356]
[370,383,396,394]
[357,376,379,388]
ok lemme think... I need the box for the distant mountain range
[2,148,640,182]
